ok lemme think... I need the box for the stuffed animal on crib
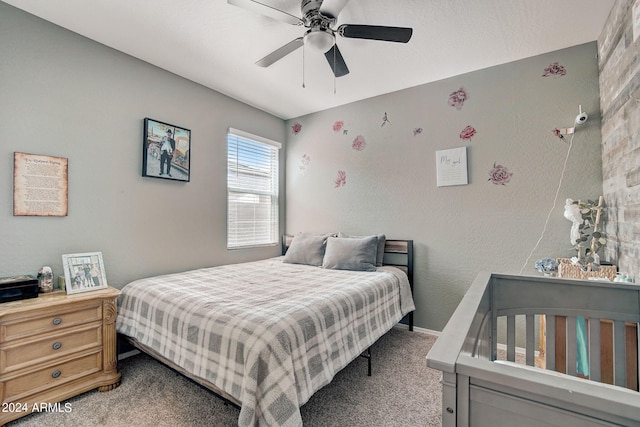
[563,198,583,245]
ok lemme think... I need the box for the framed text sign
[13,152,68,216]
[436,146,468,187]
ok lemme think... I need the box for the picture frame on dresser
[62,251,108,294]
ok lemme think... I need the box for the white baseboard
[118,349,140,360]
[395,324,530,356]
[394,323,441,336]
[497,342,529,356]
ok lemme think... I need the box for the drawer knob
[51,370,61,379]
[52,342,62,350]
[52,317,62,326]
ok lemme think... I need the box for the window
[227,128,280,249]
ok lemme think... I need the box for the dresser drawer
[1,325,102,374]
[1,302,102,341]
[0,288,120,425]
[3,351,102,402]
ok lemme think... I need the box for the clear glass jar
[37,266,54,293]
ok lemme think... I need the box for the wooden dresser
[0,287,121,425]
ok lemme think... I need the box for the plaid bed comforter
[116,258,415,427]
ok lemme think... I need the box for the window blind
[227,128,280,249]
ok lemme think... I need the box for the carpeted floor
[8,328,442,427]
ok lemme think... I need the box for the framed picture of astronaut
[142,117,191,182]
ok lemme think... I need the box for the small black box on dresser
[0,274,39,303]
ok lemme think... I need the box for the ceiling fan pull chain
[302,42,306,89]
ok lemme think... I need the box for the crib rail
[427,272,640,427]
[515,313,638,389]
[498,309,638,389]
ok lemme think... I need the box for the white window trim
[227,128,280,249]
[228,127,282,149]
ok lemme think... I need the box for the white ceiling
[4,0,615,120]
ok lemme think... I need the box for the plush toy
[563,198,583,246]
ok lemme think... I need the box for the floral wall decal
[413,127,423,136]
[488,162,513,185]
[352,135,366,151]
[291,122,302,135]
[334,170,346,188]
[448,87,468,110]
[381,112,391,127]
[459,125,476,140]
[333,120,349,134]
[299,154,310,174]
[542,62,567,77]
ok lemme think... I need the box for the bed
[117,234,414,427]
[426,272,640,427]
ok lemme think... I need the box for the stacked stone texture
[598,0,640,279]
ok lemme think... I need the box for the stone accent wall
[599,0,640,280]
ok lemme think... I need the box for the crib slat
[614,320,626,387]
[507,315,515,362]
[567,316,577,376]
[589,318,601,382]
[546,315,556,371]
[626,324,638,390]
[525,314,535,366]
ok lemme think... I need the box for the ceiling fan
[228,0,413,77]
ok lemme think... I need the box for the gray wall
[599,0,640,281]
[0,3,286,287]
[285,42,605,331]
[1,2,612,334]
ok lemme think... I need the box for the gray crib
[426,272,640,427]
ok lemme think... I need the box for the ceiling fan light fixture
[304,28,334,52]
[229,0,413,79]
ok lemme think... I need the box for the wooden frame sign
[13,152,68,216]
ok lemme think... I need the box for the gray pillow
[338,232,386,266]
[322,236,378,271]
[282,233,329,266]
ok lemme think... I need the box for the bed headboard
[281,234,413,283]
[382,239,414,283]
[383,239,414,331]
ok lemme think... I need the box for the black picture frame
[142,118,191,182]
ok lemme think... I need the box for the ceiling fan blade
[227,0,303,26]
[256,37,304,67]
[318,0,350,19]
[338,24,413,43]
[324,44,349,77]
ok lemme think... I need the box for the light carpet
[8,328,442,427]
